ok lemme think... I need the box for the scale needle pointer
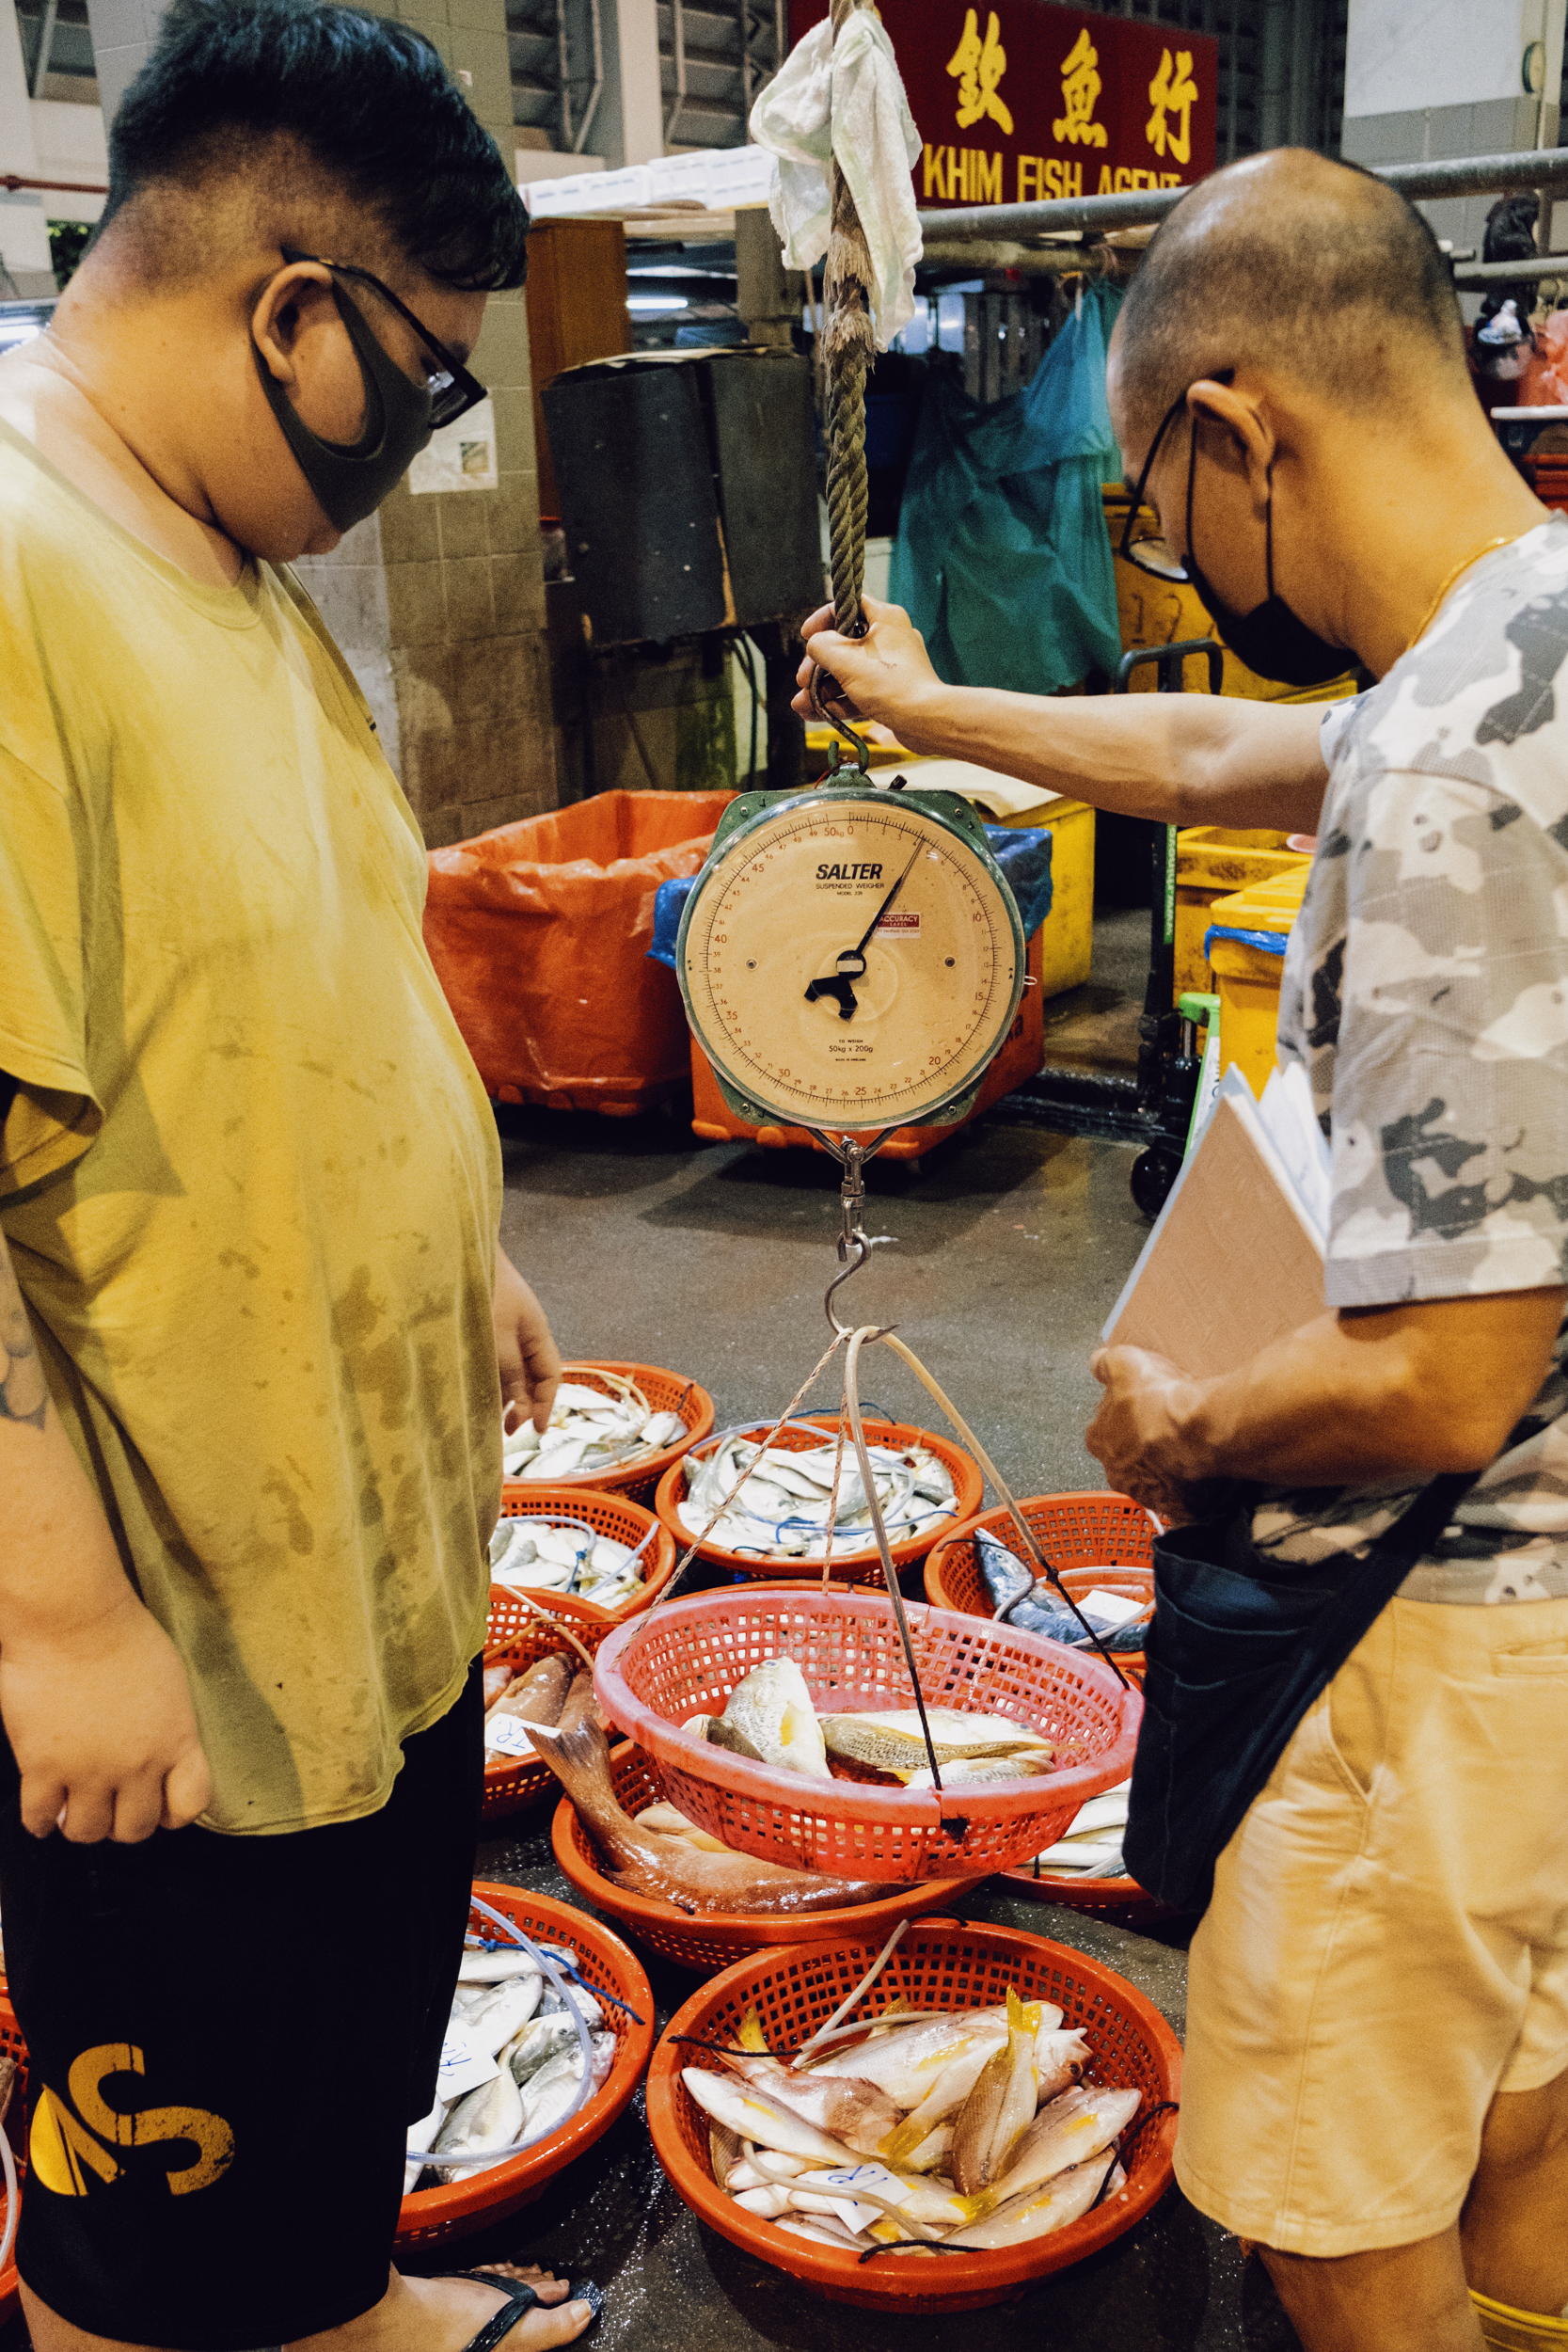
[804,846,922,1023]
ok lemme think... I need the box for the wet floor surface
[461,1103,1308,2351]
[0,1094,1302,2352]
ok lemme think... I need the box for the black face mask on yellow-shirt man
[251,250,486,532]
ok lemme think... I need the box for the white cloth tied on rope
[748,14,923,352]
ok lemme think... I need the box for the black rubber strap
[441,2275,539,2352]
[1367,1470,1480,1569]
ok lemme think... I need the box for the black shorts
[0,1665,483,2350]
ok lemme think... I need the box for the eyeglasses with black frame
[280,246,489,430]
[1117,382,1195,583]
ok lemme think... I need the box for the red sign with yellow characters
[787,0,1217,206]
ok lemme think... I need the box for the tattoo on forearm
[0,1240,46,1432]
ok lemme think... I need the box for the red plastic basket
[482,1591,619,1821]
[550,1738,987,1970]
[654,1415,983,1582]
[508,1362,715,1507]
[488,1487,677,1632]
[593,1586,1141,1883]
[0,1994,25,2327]
[396,1883,654,2249]
[646,1919,1180,2312]
[924,1491,1156,1641]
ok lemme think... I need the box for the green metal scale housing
[675,779,1027,1135]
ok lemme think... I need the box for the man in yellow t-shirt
[0,7,592,2350]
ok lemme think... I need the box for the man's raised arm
[794,596,1333,837]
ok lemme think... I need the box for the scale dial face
[681,795,1023,1132]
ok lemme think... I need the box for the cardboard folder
[1101,1082,1327,1380]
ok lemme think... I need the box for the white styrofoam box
[645,151,715,206]
[704,146,775,208]
[515,149,606,185]
[524,164,653,215]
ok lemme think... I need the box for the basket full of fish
[398,1883,654,2249]
[592,1584,1141,1883]
[925,1493,1156,1681]
[487,1487,676,1628]
[503,1361,714,1507]
[646,1919,1180,2312]
[481,1594,618,1821]
[654,1415,982,1581]
[543,1725,988,1972]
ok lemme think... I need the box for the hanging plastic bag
[424,790,735,1113]
[890,283,1124,695]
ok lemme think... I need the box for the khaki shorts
[1176,1592,1568,2258]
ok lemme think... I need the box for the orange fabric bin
[423,789,735,1115]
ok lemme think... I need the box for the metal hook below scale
[816,1133,894,1335]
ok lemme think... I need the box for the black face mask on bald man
[1121,379,1354,691]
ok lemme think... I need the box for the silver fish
[950,2150,1116,2249]
[464,1972,544,2056]
[991,2083,1142,2201]
[503,2012,579,2088]
[434,2067,524,2183]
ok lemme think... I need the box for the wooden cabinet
[525,218,632,519]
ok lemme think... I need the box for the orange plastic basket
[508,1362,715,1507]
[482,1591,619,1821]
[488,1486,677,1631]
[593,1586,1141,1883]
[654,1415,983,1582]
[646,1919,1180,2312]
[396,1883,654,2249]
[0,1993,25,2327]
[550,1738,987,1970]
[924,1492,1156,1629]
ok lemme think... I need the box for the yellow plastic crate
[1205,867,1310,1098]
[1175,828,1310,1001]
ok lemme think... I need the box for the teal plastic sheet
[889,284,1123,695]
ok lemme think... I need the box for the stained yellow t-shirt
[0,421,502,1835]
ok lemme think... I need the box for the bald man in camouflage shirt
[793,152,1568,2352]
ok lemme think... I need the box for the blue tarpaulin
[647,822,1053,971]
[887,284,1123,695]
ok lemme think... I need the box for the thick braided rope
[822,0,876,639]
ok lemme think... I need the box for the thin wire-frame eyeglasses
[279,246,489,430]
[1117,383,1195,583]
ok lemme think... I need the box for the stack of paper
[1102,1068,1328,1378]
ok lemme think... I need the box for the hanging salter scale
[675,773,1026,1143]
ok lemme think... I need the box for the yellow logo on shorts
[28,2044,234,2198]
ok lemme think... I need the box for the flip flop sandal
[443,2272,604,2352]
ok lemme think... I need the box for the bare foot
[394,2266,593,2351]
[283,2265,595,2352]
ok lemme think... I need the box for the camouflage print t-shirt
[1250,518,1568,1603]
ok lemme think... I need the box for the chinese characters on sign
[946,8,1014,135]
[791,0,1217,209]
[1053,28,1107,148]
[1147,47,1199,167]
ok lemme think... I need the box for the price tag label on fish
[484,1717,539,1762]
[436,2023,501,2102]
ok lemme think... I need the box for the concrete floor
[0,913,1300,2352]
[441,1094,1309,2352]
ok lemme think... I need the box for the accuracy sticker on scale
[875,912,920,938]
